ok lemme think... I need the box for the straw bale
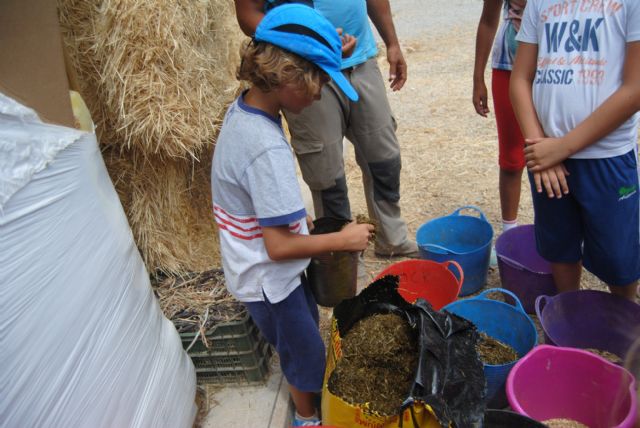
[58,0,242,160]
[102,146,221,274]
[59,0,243,272]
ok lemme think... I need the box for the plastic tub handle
[422,243,460,255]
[497,254,527,271]
[534,294,551,320]
[451,205,488,223]
[443,260,464,288]
[476,287,527,314]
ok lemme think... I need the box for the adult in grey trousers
[235,0,417,257]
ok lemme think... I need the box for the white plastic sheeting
[0,93,197,428]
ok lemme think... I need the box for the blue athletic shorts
[244,278,325,392]
[530,149,640,286]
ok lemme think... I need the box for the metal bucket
[306,218,359,307]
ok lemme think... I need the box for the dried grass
[152,269,244,333]
[102,147,221,273]
[58,0,242,159]
[58,0,244,273]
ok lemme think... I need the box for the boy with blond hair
[211,5,373,426]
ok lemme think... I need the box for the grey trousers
[285,58,411,251]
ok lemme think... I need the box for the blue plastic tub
[416,206,493,296]
[443,288,538,409]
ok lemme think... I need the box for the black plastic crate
[193,341,274,385]
[180,310,263,354]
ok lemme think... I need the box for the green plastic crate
[180,311,263,354]
[192,341,273,385]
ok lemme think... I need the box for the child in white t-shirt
[510,0,640,300]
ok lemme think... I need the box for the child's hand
[339,221,374,251]
[472,81,490,117]
[533,164,570,198]
[524,137,572,171]
[306,215,314,232]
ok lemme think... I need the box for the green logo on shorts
[618,185,637,201]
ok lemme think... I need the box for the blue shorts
[244,279,325,392]
[530,150,640,286]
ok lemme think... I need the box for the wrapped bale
[1,93,196,427]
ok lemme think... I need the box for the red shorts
[491,69,525,171]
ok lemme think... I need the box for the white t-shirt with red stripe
[211,94,310,303]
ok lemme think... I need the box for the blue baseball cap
[254,4,359,102]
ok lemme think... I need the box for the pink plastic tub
[507,345,638,428]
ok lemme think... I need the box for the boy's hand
[533,164,570,198]
[337,28,357,58]
[339,221,374,251]
[472,80,490,117]
[306,215,314,232]
[524,137,572,171]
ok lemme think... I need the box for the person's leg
[285,83,350,220]
[245,284,325,420]
[290,386,317,418]
[499,168,523,226]
[551,261,582,292]
[346,59,416,256]
[578,151,640,301]
[609,282,638,301]
[528,164,583,290]
[492,69,526,230]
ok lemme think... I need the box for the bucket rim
[495,224,552,275]
[506,344,638,425]
[443,296,538,366]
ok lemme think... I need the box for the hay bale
[59,0,244,272]
[58,0,242,159]
[102,147,221,273]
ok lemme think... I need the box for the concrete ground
[202,357,292,428]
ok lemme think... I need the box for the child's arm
[511,41,569,198]
[524,41,640,171]
[472,0,503,117]
[262,221,374,261]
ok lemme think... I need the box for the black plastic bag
[332,276,486,428]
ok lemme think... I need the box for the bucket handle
[450,205,488,222]
[498,254,528,271]
[442,260,464,289]
[534,295,551,320]
[422,243,461,255]
[499,254,550,275]
[475,287,526,314]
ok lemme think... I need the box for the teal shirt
[313,0,378,69]
[264,0,378,69]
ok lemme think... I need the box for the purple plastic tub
[507,345,638,428]
[536,290,640,361]
[495,225,557,313]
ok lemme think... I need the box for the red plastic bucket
[375,259,463,310]
[507,345,638,428]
